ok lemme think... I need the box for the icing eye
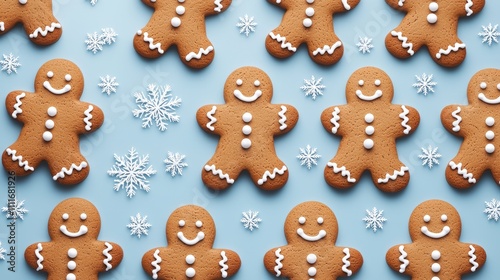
[374,79,381,86]
[480,82,487,89]
[195,220,203,228]
[317,217,323,224]
[80,213,87,220]
[358,80,364,86]
[423,215,431,223]
[62,213,69,220]
[236,79,243,86]
[254,80,260,87]
[65,74,72,82]
[497,83,500,90]
[298,216,306,224]
[441,214,447,222]
[179,220,185,227]
[47,71,54,78]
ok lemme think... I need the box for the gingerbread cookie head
[224,66,273,104]
[35,59,84,100]
[408,200,461,241]
[48,198,101,241]
[468,68,500,105]
[346,66,394,104]
[166,205,216,248]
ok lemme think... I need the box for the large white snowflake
[0,242,6,260]
[241,210,262,231]
[418,145,442,169]
[0,53,21,74]
[108,147,157,198]
[363,207,387,233]
[236,15,257,37]
[484,198,500,222]
[412,73,437,96]
[127,213,152,238]
[356,37,374,54]
[85,32,105,54]
[101,28,118,45]
[98,75,119,95]
[1,199,28,220]
[478,23,499,46]
[300,76,325,100]
[133,84,182,131]
[164,151,188,177]
[297,145,321,170]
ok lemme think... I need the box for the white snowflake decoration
[241,210,262,231]
[1,199,28,220]
[133,84,182,132]
[98,75,119,95]
[356,37,374,54]
[412,73,437,96]
[418,145,442,169]
[297,145,321,170]
[0,242,6,260]
[108,147,157,198]
[88,0,97,5]
[85,32,105,54]
[478,23,499,46]
[164,151,188,177]
[300,76,326,100]
[127,213,152,238]
[484,198,500,222]
[363,207,387,233]
[236,15,257,37]
[101,28,118,45]
[0,53,21,74]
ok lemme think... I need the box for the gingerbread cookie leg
[324,153,364,189]
[248,158,288,191]
[445,154,486,189]
[265,25,301,59]
[428,38,466,68]
[3,143,41,176]
[176,34,215,69]
[385,28,422,60]
[48,151,89,185]
[306,27,344,66]
[202,156,243,190]
[134,13,172,59]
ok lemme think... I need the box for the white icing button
[178,0,184,2]
[66,273,76,280]
[62,213,69,220]
[374,79,381,86]
[241,138,252,149]
[196,220,203,228]
[299,216,306,224]
[363,139,374,149]
[358,80,364,86]
[486,130,495,140]
[305,7,315,17]
[179,220,185,227]
[306,0,314,3]
[236,79,243,86]
[431,250,441,260]
[186,267,196,278]
[480,82,487,89]
[308,267,317,277]
[19,0,27,4]
[171,17,181,28]
[176,5,185,15]
[67,260,76,270]
[364,113,374,123]
[303,18,312,28]
[431,263,441,273]
[43,131,53,142]
[432,277,440,280]
[427,13,437,24]
[45,119,55,129]
[242,125,252,135]
[68,248,77,258]
[485,143,495,154]
[365,126,375,135]
[424,215,431,222]
[242,112,252,122]
[486,117,495,127]
[47,106,57,117]
[307,254,317,264]
[186,254,195,265]
[429,2,438,12]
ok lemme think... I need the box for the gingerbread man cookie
[2,59,104,185]
[441,68,500,189]
[386,199,486,279]
[385,0,485,67]
[25,198,124,279]
[321,67,420,192]
[264,201,363,279]
[196,66,299,191]
[0,0,62,45]
[265,0,360,66]
[134,0,231,69]
[142,205,241,279]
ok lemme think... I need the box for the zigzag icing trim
[29,22,61,38]
[391,31,414,55]
[151,249,162,279]
[331,107,340,134]
[399,105,411,134]
[219,251,229,278]
[6,148,34,171]
[269,32,297,52]
[278,106,287,130]
[52,161,88,181]
[214,0,223,12]
[451,106,462,132]
[469,245,479,272]
[12,92,26,118]
[449,161,476,183]
[206,106,217,131]
[465,0,474,16]
[205,165,235,184]
[103,242,113,271]
[258,166,287,185]
[0,22,4,32]
[341,0,351,10]
[84,105,94,131]
[436,43,466,59]
[35,243,44,271]
[137,30,164,54]
[274,248,284,277]
[398,245,409,273]
[378,166,409,183]
[327,162,356,183]
[398,0,405,6]
[186,46,214,62]
[342,248,352,276]
[312,41,342,56]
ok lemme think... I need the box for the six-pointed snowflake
[101,28,118,45]
[356,37,374,54]
[98,75,119,95]
[85,32,105,54]
[418,145,442,169]
[478,23,499,46]
[164,151,188,177]
[127,213,152,238]
[297,145,321,170]
[1,199,28,220]
[0,242,6,260]
[108,147,157,198]
[300,76,326,100]
[484,198,500,221]
[88,0,98,5]
[412,73,437,96]
[363,207,387,233]
[241,210,262,231]
[236,15,257,37]
[0,53,21,74]
[133,84,182,131]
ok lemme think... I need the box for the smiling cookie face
[34,59,84,99]
[47,198,101,240]
[346,67,394,103]
[409,200,461,241]
[166,205,216,248]
[467,68,500,105]
[223,66,273,104]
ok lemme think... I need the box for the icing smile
[60,225,88,237]
[234,89,262,102]
[44,81,71,95]
[177,231,205,245]
[296,228,326,241]
[420,226,450,239]
[478,93,500,104]
[356,89,382,101]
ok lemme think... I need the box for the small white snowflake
[236,15,257,37]
[1,199,28,220]
[127,213,152,238]
[356,37,374,54]
[101,28,118,45]
[108,147,157,198]
[98,75,119,95]
[418,145,442,169]
[478,23,499,46]
[0,242,6,260]
[164,151,188,177]
[484,198,500,222]
[85,32,105,54]
[297,145,321,170]
[412,73,437,96]
[300,76,325,100]
[241,210,262,231]
[133,84,182,132]
[0,53,21,74]
[88,0,98,5]
[363,207,387,233]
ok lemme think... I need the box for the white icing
[421,225,451,239]
[274,248,284,277]
[327,162,356,183]
[424,215,431,222]
[171,17,181,28]
[441,214,447,222]
[303,18,312,28]
[363,139,374,149]
[67,273,76,280]
[469,245,479,272]
[358,80,364,86]
[278,106,287,130]
[398,245,409,273]
[478,93,500,104]
[43,81,71,95]
[391,31,414,55]
[356,89,382,101]
[186,254,195,264]
[5,148,34,171]
[427,13,437,24]
[399,105,411,134]
[219,251,228,278]
[374,79,381,86]
[53,162,88,181]
[296,228,326,241]
[365,126,374,135]
[65,74,72,82]
[342,248,352,276]
[179,220,186,227]
[68,248,77,258]
[254,80,260,86]
[186,267,196,278]
[152,249,162,279]
[486,130,494,140]
[485,143,495,154]
[45,120,54,130]
[480,82,487,89]
[11,92,25,118]
[298,216,306,224]
[432,277,440,280]
[236,79,243,86]
[47,106,57,117]
[137,31,164,54]
[234,89,262,102]
[242,112,252,122]
[269,32,297,52]
[465,0,474,16]
[331,107,340,134]
[305,7,315,17]
[449,161,476,183]
[206,106,217,131]
[176,5,185,15]
[103,242,113,271]
[241,138,251,149]
[177,231,205,245]
[431,250,441,260]
[62,213,69,220]
[84,105,94,131]
[35,243,44,271]
[47,71,54,78]
[486,117,495,126]
[60,224,88,237]
[307,253,317,264]
[341,0,351,10]
[429,2,438,12]
[306,0,313,3]
[431,263,441,272]
[257,166,287,185]
[204,165,235,184]
[214,0,223,12]
[67,260,76,270]
[436,43,466,59]
[365,113,374,123]
[43,131,53,142]
[196,220,203,228]
[451,107,462,132]
[317,217,323,224]
[186,46,214,62]
[377,166,409,183]
[312,41,342,56]
[29,23,61,38]
[0,22,4,32]
[242,125,252,135]
[308,267,317,276]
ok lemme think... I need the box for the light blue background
[0,0,500,279]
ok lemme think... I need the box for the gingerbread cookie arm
[263,246,290,278]
[460,243,486,275]
[76,102,104,134]
[394,104,420,138]
[25,241,54,274]
[336,247,363,277]
[210,249,241,278]
[142,247,165,279]
[197,104,222,134]
[457,0,485,17]
[321,105,348,137]
[5,90,33,123]
[21,1,62,45]
[441,104,467,137]
[202,0,232,16]
[99,241,123,273]
[386,243,414,276]
[272,104,298,135]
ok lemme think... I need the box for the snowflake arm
[164,151,188,177]
[478,23,499,46]
[0,242,5,260]
[484,199,500,221]
[241,210,262,231]
[412,73,437,96]
[236,15,257,37]
[300,76,325,100]
[101,28,118,45]
[1,199,28,220]
[362,207,387,233]
[85,32,105,54]
[133,84,182,131]
[418,145,442,169]
[127,213,152,238]
[356,37,374,54]
[88,0,98,5]
[0,53,21,74]
[297,145,321,169]
[98,75,119,95]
